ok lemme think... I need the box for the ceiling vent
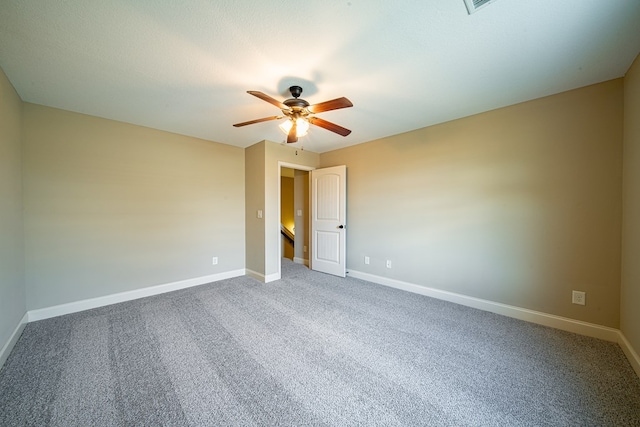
[464,0,498,14]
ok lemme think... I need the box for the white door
[311,165,346,277]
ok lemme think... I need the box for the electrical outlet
[257,210,263,219]
[303,246,307,253]
[386,260,392,268]
[572,290,585,305]
[364,256,370,265]
[212,257,218,265]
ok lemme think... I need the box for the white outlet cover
[572,290,586,305]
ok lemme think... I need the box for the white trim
[618,332,640,378]
[279,162,315,171]
[28,269,246,322]
[5,267,639,380]
[293,257,309,266]
[0,312,28,369]
[265,272,280,283]
[245,269,280,283]
[278,161,316,282]
[348,270,620,342]
[246,269,265,282]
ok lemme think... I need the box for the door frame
[278,161,315,279]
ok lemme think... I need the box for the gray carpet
[1,259,639,426]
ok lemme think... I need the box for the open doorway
[279,165,311,276]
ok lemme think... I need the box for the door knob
[338,225,345,229]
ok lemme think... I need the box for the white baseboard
[246,269,281,283]
[246,269,265,282]
[293,257,309,266]
[28,269,246,322]
[10,267,640,380]
[265,272,280,283]
[618,332,640,378]
[0,312,28,369]
[348,270,621,342]
[348,270,640,378]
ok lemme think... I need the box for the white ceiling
[1,1,639,153]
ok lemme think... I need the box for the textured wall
[0,66,26,353]
[23,104,245,310]
[321,80,623,327]
[622,54,640,354]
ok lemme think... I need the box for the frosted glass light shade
[279,118,309,137]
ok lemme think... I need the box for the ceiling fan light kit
[279,117,309,138]
[233,85,353,144]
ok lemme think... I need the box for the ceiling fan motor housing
[283,98,309,111]
[283,86,310,114]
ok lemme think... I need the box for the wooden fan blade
[247,91,289,110]
[287,121,298,143]
[307,97,353,114]
[233,116,282,127]
[307,117,352,136]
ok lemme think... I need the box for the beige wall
[281,175,295,233]
[23,103,245,309]
[294,170,310,262]
[245,140,319,280]
[245,142,266,275]
[321,79,623,328]
[278,167,310,264]
[281,175,295,260]
[622,54,640,355]
[0,67,26,353]
[2,56,636,366]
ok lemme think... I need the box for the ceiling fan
[233,85,353,143]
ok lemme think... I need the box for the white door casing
[311,165,346,277]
